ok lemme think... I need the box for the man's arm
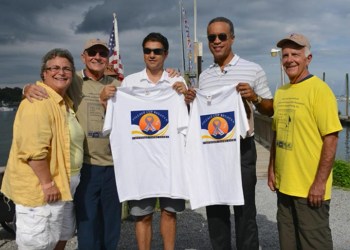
[236,82,274,117]
[308,132,339,207]
[254,99,273,117]
[166,68,187,94]
[165,68,181,78]
[268,132,277,191]
[23,83,48,102]
[99,84,117,109]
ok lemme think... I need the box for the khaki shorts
[277,191,332,250]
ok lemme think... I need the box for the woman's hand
[42,182,61,203]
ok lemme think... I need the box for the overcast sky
[1,0,349,95]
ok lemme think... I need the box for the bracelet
[41,181,55,190]
[252,95,263,106]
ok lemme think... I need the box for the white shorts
[16,175,80,250]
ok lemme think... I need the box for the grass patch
[333,160,350,188]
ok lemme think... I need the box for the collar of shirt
[81,69,105,81]
[209,54,241,72]
[140,68,170,85]
[297,74,314,83]
[37,81,74,108]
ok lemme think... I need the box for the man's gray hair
[304,47,311,57]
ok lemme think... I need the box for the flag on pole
[180,2,195,86]
[108,13,124,81]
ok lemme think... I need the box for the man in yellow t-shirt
[268,33,342,250]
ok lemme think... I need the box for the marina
[0,106,15,112]
[340,115,350,125]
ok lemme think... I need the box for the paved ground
[1,143,350,249]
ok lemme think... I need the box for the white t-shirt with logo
[103,85,189,202]
[185,85,249,209]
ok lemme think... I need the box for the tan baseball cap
[277,33,311,49]
[84,38,109,51]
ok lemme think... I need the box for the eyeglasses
[86,50,109,58]
[143,48,165,55]
[45,66,73,74]
[207,33,229,43]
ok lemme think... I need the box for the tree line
[0,87,23,106]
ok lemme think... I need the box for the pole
[113,13,118,54]
[279,51,285,85]
[346,73,349,117]
[179,1,186,73]
[192,0,202,85]
[193,0,197,43]
[193,0,199,83]
[197,42,202,78]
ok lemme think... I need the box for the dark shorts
[128,197,185,217]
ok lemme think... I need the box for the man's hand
[165,68,181,78]
[184,88,196,104]
[307,182,325,208]
[236,82,257,102]
[99,84,117,108]
[307,133,338,207]
[268,133,277,192]
[267,164,276,192]
[24,84,48,103]
[172,82,187,94]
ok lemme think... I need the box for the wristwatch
[252,95,262,106]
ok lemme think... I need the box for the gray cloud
[0,0,91,43]
[0,0,349,95]
[75,0,182,34]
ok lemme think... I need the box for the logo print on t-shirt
[208,117,228,139]
[139,113,161,134]
[200,111,236,144]
[131,110,169,139]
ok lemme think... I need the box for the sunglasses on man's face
[143,48,165,55]
[207,33,229,43]
[86,50,109,58]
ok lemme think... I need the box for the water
[337,100,350,162]
[338,100,350,117]
[0,110,15,166]
[1,102,350,166]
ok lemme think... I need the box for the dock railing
[254,112,273,149]
[254,112,349,148]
